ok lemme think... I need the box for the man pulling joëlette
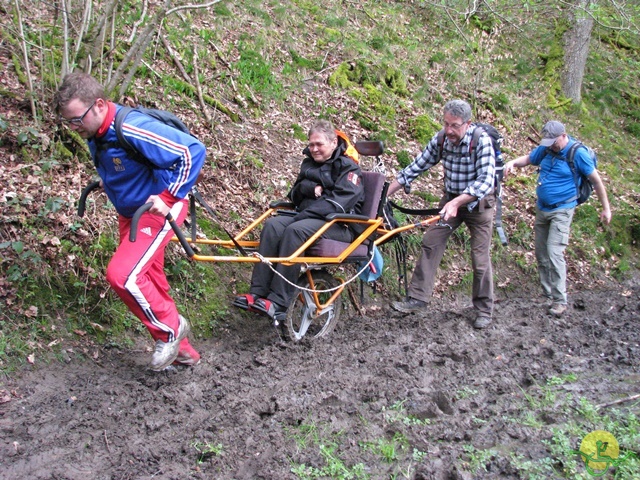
[54,73,206,371]
[388,99,497,329]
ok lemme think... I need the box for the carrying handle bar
[77,180,101,217]
[129,202,195,258]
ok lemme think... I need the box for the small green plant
[575,397,600,423]
[360,432,409,464]
[521,411,545,429]
[462,445,496,473]
[456,386,478,399]
[234,45,284,106]
[546,373,577,386]
[191,440,224,464]
[291,123,307,141]
[412,448,426,462]
[290,441,369,479]
[396,150,412,169]
[381,399,428,425]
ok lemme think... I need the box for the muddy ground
[1,275,639,480]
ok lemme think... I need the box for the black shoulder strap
[110,106,154,169]
[566,142,583,187]
[469,125,484,161]
[436,129,445,162]
[566,142,582,168]
[114,106,134,153]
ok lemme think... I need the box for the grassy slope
[0,0,639,372]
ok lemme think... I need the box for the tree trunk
[561,0,595,103]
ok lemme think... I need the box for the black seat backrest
[359,171,386,220]
[355,140,384,157]
[354,140,386,220]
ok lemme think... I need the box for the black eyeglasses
[60,100,96,126]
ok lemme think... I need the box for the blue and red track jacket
[88,102,206,218]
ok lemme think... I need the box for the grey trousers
[534,207,574,305]
[408,197,495,317]
[249,215,353,308]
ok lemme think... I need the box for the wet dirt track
[1,282,639,479]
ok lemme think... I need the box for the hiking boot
[473,315,492,329]
[549,303,567,317]
[232,293,258,312]
[149,315,191,371]
[391,297,428,314]
[253,298,286,319]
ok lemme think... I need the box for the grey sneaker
[175,351,201,366]
[473,315,492,329]
[548,303,567,317]
[391,297,428,313]
[149,315,191,371]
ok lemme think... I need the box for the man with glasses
[504,121,611,317]
[387,99,496,329]
[53,73,206,370]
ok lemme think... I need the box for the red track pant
[105,200,195,354]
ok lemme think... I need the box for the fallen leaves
[0,390,11,404]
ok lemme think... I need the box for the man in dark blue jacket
[54,73,206,371]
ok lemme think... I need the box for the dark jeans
[250,215,353,308]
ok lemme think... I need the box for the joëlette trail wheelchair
[78,141,442,342]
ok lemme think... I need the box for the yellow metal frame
[170,207,392,264]
[168,204,440,313]
[303,269,345,312]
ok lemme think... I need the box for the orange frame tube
[169,207,440,265]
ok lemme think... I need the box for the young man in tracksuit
[54,73,206,371]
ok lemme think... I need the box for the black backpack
[566,141,596,205]
[436,123,508,245]
[110,106,194,169]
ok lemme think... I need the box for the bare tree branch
[14,0,38,124]
[60,0,70,78]
[160,35,193,84]
[193,49,212,124]
[165,0,223,17]
[128,0,148,43]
